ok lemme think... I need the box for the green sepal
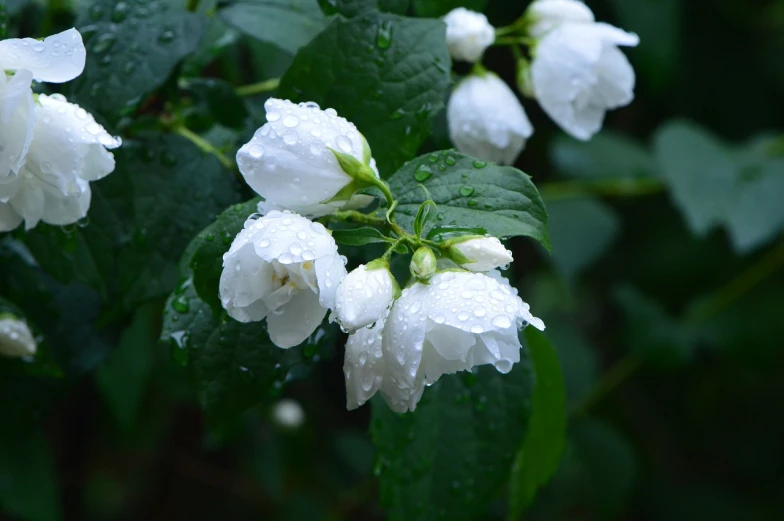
[329,148,379,187]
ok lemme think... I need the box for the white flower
[334,263,396,332]
[382,271,544,412]
[219,210,347,349]
[526,0,594,38]
[271,399,306,429]
[0,316,37,358]
[449,236,513,272]
[344,318,387,410]
[0,94,121,231]
[1,29,87,195]
[447,73,533,165]
[237,99,377,218]
[443,7,495,63]
[529,5,639,140]
[343,316,412,412]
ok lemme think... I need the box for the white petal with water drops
[0,28,86,83]
[220,210,347,349]
[237,98,378,218]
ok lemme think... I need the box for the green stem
[331,210,387,228]
[683,240,784,324]
[235,78,281,97]
[571,239,784,417]
[174,126,234,171]
[570,354,643,419]
[539,178,666,201]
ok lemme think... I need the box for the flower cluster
[443,0,639,164]
[0,29,121,231]
[221,99,543,412]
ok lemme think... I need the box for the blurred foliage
[2,0,784,520]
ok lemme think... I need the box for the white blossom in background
[527,0,639,140]
[449,236,514,272]
[219,210,347,349]
[334,263,396,332]
[443,7,495,63]
[0,28,121,231]
[526,0,594,38]
[447,73,533,165]
[381,271,544,412]
[237,99,378,218]
[0,316,37,358]
[271,399,305,429]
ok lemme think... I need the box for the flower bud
[410,247,437,281]
[236,98,378,218]
[447,72,533,165]
[334,262,396,332]
[448,236,513,272]
[443,7,495,63]
[0,316,36,358]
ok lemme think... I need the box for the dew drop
[491,315,512,329]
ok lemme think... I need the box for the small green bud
[410,247,437,281]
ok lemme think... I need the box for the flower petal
[0,202,23,232]
[0,28,86,83]
[0,69,35,176]
[40,177,91,225]
[267,289,327,349]
[344,318,386,410]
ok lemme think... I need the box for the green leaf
[318,0,410,16]
[71,0,205,123]
[654,121,784,253]
[413,200,436,237]
[550,132,656,180]
[278,12,451,174]
[412,0,486,17]
[546,197,620,282]
[388,150,550,249]
[219,0,328,54]
[24,135,242,312]
[332,226,391,246]
[0,428,61,521]
[95,304,158,432]
[181,77,249,129]
[371,360,535,521]
[545,320,600,407]
[508,328,567,520]
[188,199,261,315]
[614,285,696,368]
[161,278,334,428]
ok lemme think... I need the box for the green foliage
[278,11,451,173]
[318,0,411,16]
[389,150,550,248]
[508,329,567,520]
[412,0,487,17]
[545,197,620,282]
[614,285,697,368]
[219,0,327,54]
[655,121,784,253]
[550,132,656,180]
[371,360,534,521]
[71,0,205,123]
